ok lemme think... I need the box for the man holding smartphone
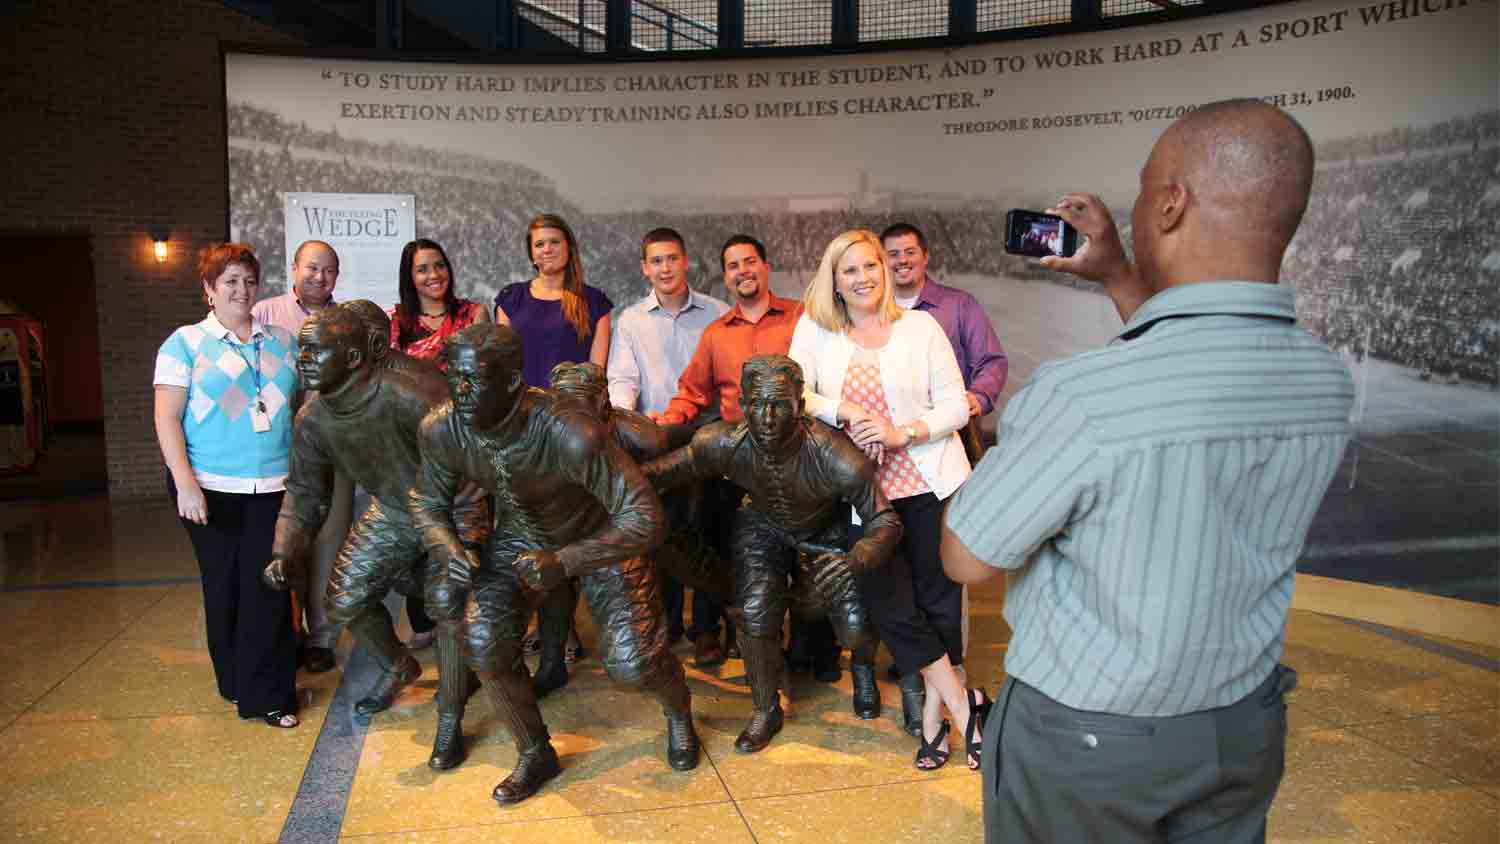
[942,100,1354,843]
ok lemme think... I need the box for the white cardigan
[788,310,971,500]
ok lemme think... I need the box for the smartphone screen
[1005,210,1078,258]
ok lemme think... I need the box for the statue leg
[814,521,880,721]
[325,501,420,718]
[830,595,881,720]
[531,582,574,698]
[579,556,699,771]
[470,541,559,806]
[426,494,493,770]
[732,509,791,753]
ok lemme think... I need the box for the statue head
[549,361,610,420]
[444,323,526,429]
[341,299,391,363]
[740,354,805,456]
[296,304,367,393]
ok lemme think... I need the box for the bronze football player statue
[411,324,699,808]
[263,302,489,770]
[532,362,732,694]
[643,354,901,753]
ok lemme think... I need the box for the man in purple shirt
[252,239,347,673]
[881,223,1009,438]
[880,222,1008,734]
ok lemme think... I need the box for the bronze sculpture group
[265,306,902,807]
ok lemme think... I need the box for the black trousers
[849,492,962,675]
[171,478,298,718]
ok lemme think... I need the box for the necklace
[420,309,447,318]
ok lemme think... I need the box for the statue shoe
[355,653,422,717]
[428,713,466,770]
[492,743,562,806]
[898,672,926,738]
[665,710,701,771]
[532,659,569,699]
[851,663,881,720]
[734,704,784,754]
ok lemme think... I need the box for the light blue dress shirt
[946,281,1355,716]
[608,288,729,416]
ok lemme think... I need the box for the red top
[388,300,485,370]
[660,293,804,425]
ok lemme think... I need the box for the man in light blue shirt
[608,227,732,665]
[608,228,729,418]
[943,100,1354,843]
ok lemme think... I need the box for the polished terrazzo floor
[0,496,1495,843]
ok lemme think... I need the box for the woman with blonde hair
[789,229,988,770]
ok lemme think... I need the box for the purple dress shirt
[907,278,1008,415]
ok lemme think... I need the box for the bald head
[1133,99,1314,288]
[291,240,340,308]
[1169,99,1313,246]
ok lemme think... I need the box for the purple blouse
[495,282,613,389]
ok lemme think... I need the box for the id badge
[250,405,272,433]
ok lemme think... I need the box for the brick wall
[1,0,303,499]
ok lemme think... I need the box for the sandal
[565,636,584,664]
[246,710,299,729]
[915,720,950,770]
[964,688,991,770]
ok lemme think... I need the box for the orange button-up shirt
[661,293,804,425]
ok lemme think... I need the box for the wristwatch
[902,425,919,447]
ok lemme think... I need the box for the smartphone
[1004,209,1079,259]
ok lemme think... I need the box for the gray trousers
[297,470,354,649]
[983,665,1296,844]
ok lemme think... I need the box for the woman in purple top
[493,213,613,691]
[494,214,613,390]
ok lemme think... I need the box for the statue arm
[411,413,474,578]
[640,423,724,493]
[836,443,903,573]
[555,422,667,578]
[271,413,334,565]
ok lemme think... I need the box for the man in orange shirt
[656,235,842,682]
[655,235,803,427]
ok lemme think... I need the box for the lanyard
[232,335,266,414]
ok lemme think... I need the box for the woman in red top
[387,238,492,648]
[389,238,491,365]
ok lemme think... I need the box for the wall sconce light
[152,233,169,263]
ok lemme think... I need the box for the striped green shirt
[947,281,1354,716]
